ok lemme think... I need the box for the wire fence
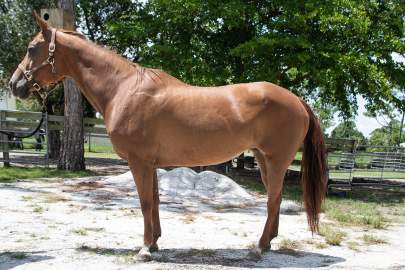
[327,144,405,188]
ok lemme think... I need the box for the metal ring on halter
[32,83,41,91]
[24,71,33,81]
[49,43,55,53]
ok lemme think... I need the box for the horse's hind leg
[255,152,296,253]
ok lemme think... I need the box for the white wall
[0,91,16,110]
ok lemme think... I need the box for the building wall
[0,91,16,110]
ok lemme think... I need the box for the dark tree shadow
[154,248,345,268]
[76,246,345,268]
[0,251,53,270]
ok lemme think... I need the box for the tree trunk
[43,95,61,159]
[48,130,60,159]
[58,79,85,170]
[57,0,85,170]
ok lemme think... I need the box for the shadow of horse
[155,248,345,268]
[0,251,53,270]
[76,246,345,268]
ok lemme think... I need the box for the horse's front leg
[151,169,161,251]
[129,157,156,261]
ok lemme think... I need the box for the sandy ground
[1,168,405,270]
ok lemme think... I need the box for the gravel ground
[0,169,404,270]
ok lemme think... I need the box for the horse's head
[9,12,64,99]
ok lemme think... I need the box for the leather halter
[17,28,57,91]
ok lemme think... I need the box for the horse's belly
[156,133,251,167]
[157,149,244,167]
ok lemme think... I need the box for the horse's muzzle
[11,78,31,99]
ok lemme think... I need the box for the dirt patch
[62,180,105,192]
[0,172,405,270]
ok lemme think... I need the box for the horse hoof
[136,247,152,262]
[248,247,262,260]
[260,243,271,252]
[150,243,159,252]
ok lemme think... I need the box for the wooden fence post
[45,112,50,167]
[0,111,10,167]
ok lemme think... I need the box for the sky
[326,95,380,138]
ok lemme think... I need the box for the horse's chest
[104,113,155,160]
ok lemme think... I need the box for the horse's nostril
[9,80,13,89]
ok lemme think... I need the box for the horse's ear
[33,11,51,37]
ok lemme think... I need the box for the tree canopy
[330,120,367,144]
[100,0,404,117]
[1,0,404,119]
[369,119,404,146]
[0,0,56,88]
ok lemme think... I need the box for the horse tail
[300,100,327,233]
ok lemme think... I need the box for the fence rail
[326,143,405,188]
[1,110,404,188]
[0,109,121,167]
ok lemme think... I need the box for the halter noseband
[18,28,57,91]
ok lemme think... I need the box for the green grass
[226,171,266,194]
[347,241,361,251]
[318,224,346,245]
[84,143,114,153]
[315,242,328,249]
[0,166,96,183]
[20,138,115,154]
[21,138,46,151]
[226,171,302,201]
[77,244,138,263]
[329,170,405,180]
[324,187,405,228]
[229,170,405,231]
[84,152,120,159]
[322,198,388,229]
[278,239,301,250]
[362,234,388,244]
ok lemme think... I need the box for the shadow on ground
[0,251,53,270]
[76,246,345,268]
[154,248,345,268]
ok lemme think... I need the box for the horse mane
[60,29,150,79]
[58,29,169,86]
[59,29,87,40]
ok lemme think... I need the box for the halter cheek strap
[18,28,57,91]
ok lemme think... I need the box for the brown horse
[9,13,327,261]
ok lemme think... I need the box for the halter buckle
[32,83,41,91]
[24,71,33,81]
[47,56,55,65]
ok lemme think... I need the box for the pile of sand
[103,167,256,210]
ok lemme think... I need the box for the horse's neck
[58,33,135,115]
